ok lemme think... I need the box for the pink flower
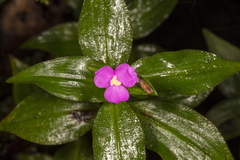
[94,64,138,103]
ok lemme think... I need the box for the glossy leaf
[206,98,240,141]
[131,50,240,96]
[21,22,82,57]
[93,102,145,160]
[0,90,99,145]
[129,100,234,160]
[128,0,178,39]
[128,43,165,65]
[157,89,211,108]
[7,56,106,102]
[9,55,36,104]
[17,153,53,160]
[54,133,93,160]
[203,28,240,98]
[78,0,132,67]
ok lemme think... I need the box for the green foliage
[128,0,178,39]
[54,134,93,160]
[0,90,99,145]
[9,55,36,104]
[17,153,53,160]
[78,0,132,67]
[1,0,239,159]
[206,98,240,141]
[203,29,240,143]
[132,50,240,96]
[35,0,49,5]
[129,100,234,160]
[93,102,145,160]
[7,57,106,102]
[203,29,240,98]
[21,23,82,57]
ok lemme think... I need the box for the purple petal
[115,63,138,87]
[94,66,114,88]
[104,85,129,103]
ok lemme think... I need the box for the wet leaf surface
[21,22,82,57]
[131,50,240,96]
[203,28,240,98]
[0,90,99,145]
[9,55,36,104]
[78,0,132,67]
[54,133,93,160]
[7,56,106,102]
[128,0,178,39]
[206,98,240,141]
[93,102,145,160]
[129,100,234,160]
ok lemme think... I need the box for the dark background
[1,0,240,159]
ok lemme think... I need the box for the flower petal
[115,63,138,87]
[94,66,114,88]
[104,85,129,103]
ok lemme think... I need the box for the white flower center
[110,76,121,86]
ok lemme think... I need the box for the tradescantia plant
[1,0,240,159]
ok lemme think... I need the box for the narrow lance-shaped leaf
[9,55,37,104]
[0,90,99,145]
[21,22,82,57]
[131,50,240,96]
[202,28,240,61]
[203,28,240,98]
[93,102,145,160]
[78,0,132,67]
[7,56,106,102]
[128,0,178,39]
[54,133,93,160]
[206,98,240,141]
[129,100,234,160]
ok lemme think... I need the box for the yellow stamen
[110,76,121,86]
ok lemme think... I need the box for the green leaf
[78,0,132,67]
[156,89,211,108]
[206,98,240,141]
[21,22,82,57]
[7,56,106,102]
[128,0,178,39]
[202,28,240,61]
[67,0,84,21]
[128,43,165,65]
[129,100,234,160]
[54,133,93,160]
[9,55,29,75]
[127,77,158,99]
[202,28,240,98]
[93,102,145,160]
[131,50,240,96]
[9,55,36,104]
[0,90,99,145]
[17,153,53,160]
[218,73,240,98]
